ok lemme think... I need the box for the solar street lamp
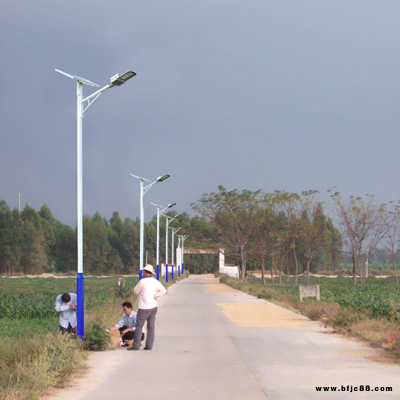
[150,202,176,280]
[56,68,136,341]
[162,214,178,282]
[130,174,170,280]
[182,235,189,273]
[170,227,181,280]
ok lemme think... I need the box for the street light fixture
[162,214,179,282]
[150,202,176,280]
[56,68,136,341]
[170,227,181,280]
[130,173,170,280]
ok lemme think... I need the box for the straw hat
[143,264,156,275]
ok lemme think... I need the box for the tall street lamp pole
[170,227,181,280]
[182,235,189,274]
[150,202,176,280]
[177,235,182,277]
[56,69,136,341]
[162,214,178,282]
[130,174,170,279]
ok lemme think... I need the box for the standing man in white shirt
[128,265,167,351]
[55,293,77,334]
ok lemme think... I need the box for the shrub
[0,333,86,400]
[83,323,112,351]
[113,278,133,298]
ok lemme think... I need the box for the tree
[299,191,326,285]
[0,201,14,274]
[330,191,386,286]
[192,186,260,280]
[382,202,400,284]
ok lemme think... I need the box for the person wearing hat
[128,264,167,351]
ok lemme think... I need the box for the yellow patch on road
[202,278,220,283]
[218,303,315,328]
[205,284,239,293]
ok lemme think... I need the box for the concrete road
[51,276,400,400]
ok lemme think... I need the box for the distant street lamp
[150,202,176,280]
[56,68,136,341]
[130,174,170,279]
[170,227,181,280]
[181,235,189,274]
[177,235,183,277]
[162,214,178,282]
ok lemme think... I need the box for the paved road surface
[51,276,400,400]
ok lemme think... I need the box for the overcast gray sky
[0,0,399,225]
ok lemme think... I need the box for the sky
[0,0,399,226]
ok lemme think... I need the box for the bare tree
[299,191,326,285]
[330,192,386,286]
[382,201,400,284]
[361,207,389,282]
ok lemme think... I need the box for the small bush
[113,278,133,298]
[83,323,112,351]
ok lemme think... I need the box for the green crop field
[0,277,139,339]
[247,276,400,320]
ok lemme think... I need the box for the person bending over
[110,302,145,347]
[55,292,77,334]
[128,265,167,351]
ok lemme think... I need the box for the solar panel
[129,173,152,183]
[55,69,100,87]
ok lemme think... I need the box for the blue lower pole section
[77,273,84,340]
[139,269,143,280]
[166,264,168,283]
[172,265,174,280]
[182,263,184,273]
[156,264,159,280]
[178,264,180,277]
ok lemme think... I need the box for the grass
[220,274,400,361]
[0,271,189,400]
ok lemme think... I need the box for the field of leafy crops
[247,276,400,320]
[0,277,139,339]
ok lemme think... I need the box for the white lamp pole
[130,174,170,279]
[182,235,189,274]
[177,235,182,277]
[170,227,181,280]
[150,202,176,280]
[56,69,136,341]
[162,214,178,282]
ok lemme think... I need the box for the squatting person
[128,264,167,351]
[55,292,77,334]
[109,301,145,347]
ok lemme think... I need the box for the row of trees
[1,188,398,284]
[0,200,216,275]
[192,187,342,284]
[193,187,400,285]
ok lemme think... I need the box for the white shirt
[115,310,145,332]
[55,293,77,329]
[134,277,167,310]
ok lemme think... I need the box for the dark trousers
[119,325,144,342]
[132,307,158,349]
[60,324,76,334]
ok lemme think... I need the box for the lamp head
[168,203,176,208]
[156,174,170,183]
[110,71,136,87]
